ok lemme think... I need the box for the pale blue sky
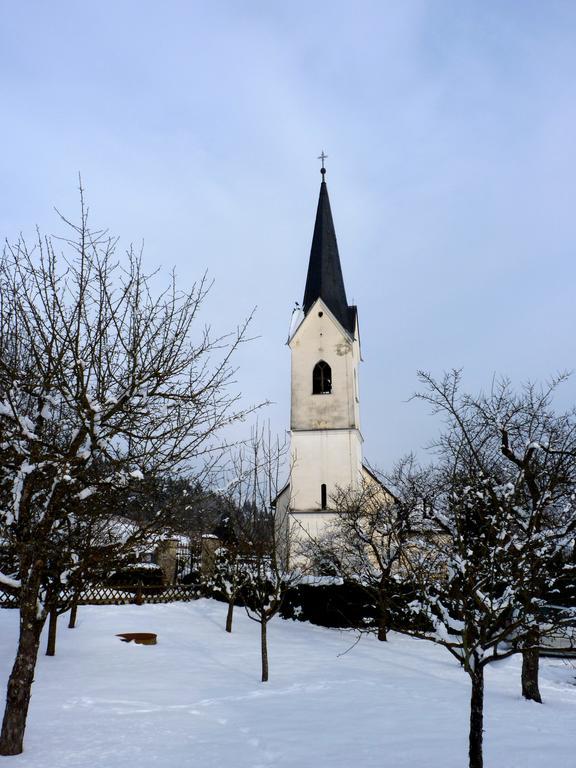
[1,1,575,468]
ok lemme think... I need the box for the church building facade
[275,166,375,565]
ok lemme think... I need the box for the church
[275,160,378,565]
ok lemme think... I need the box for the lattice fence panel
[1,584,199,608]
[0,592,18,608]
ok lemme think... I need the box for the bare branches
[218,424,296,681]
[406,372,576,666]
[0,193,261,754]
[0,203,258,537]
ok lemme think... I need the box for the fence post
[134,583,143,606]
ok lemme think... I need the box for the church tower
[277,162,363,561]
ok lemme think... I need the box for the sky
[1,1,575,470]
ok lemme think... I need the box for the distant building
[275,164,378,565]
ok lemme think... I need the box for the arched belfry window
[312,360,332,394]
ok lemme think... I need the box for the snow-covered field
[1,600,575,767]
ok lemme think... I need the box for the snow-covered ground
[1,600,575,767]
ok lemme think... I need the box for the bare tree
[209,510,251,633]
[403,370,576,768]
[225,425,297,682]
[314,458,428,641]
[44,506,150,653]
[492,378,576,701]
[0,192,256,755]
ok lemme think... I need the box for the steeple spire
[302,163,353,333]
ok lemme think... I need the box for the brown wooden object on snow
[116,632,157,645]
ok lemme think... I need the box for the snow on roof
[288,307,304,342]
[299,575,344,586]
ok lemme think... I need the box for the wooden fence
[0,583,200,609]
[0,592,17,609]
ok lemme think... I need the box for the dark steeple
[303,170,355,334]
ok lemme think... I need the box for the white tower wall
[288,298,363,557]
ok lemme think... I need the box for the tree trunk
[468,664,484,768]
[68,597,78,629]
[225,598,234,633]
[377,599,388,641]
[68,581,81,629]
[46,606,58,656]
[376,579,388,641]
[0,602,44,755]
[521,645,542,703]
[260,619,269,682]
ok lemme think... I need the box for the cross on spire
[318,151,328,178]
